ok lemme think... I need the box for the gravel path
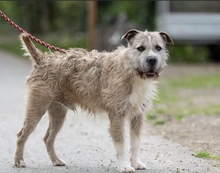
[0,51,219,173]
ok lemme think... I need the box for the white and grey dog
[14,29,173,172]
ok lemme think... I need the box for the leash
[0,10,67,53]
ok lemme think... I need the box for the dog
[14,29,173,172]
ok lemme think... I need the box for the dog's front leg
[109,113,135,173]
[130,115,147,170]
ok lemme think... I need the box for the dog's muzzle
[138,57,159,79]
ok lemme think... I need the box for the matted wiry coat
[14,29,173,173]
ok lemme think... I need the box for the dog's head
[122,29,174,80]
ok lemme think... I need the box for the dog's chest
[129,77,157,112]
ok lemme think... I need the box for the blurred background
[1,1,220,63]
[0,1,220,163]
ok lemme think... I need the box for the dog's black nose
[147,57,157,66]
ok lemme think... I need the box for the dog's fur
[14,29,173,172]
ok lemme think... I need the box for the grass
[174,114,184,121]
[147,72,220,124]
[195,151,211,158]
[154,119,165,125]
[195,151,220,160]
[167,75,220,89]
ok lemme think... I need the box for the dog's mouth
[138,69,159,80]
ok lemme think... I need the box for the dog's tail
[20,33,43,64]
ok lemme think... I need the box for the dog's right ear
[159,32,174,45]
[121,29,139,43]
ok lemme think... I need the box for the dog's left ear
[159,32,174,45]
[121,29,140,43]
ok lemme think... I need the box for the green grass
[195,151,211,158]
[167,75,220,89]
[154,119,165,125]
[174,114,184,121]
[189,104,220,116]
[148,73,220,123]
[195,151,220,160]
[146,115,155,121]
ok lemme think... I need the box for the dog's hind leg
[108,113,135,173]
[130,115,147,170]
[14,90,51,167]
[43,102,67,166]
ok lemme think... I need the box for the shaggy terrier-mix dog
[14,29,173,172]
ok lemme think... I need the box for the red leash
[0,10,66,53]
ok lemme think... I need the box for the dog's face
[122,29,174,79]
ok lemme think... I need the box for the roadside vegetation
[147,64,220,167]
[195,151,220,161]
[147,73,220,125]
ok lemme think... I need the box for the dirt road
[0,51,219,173]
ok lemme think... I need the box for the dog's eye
[137,46,145,52]
[155,45,162,51]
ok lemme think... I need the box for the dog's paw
[118,165,135,173]
[131,161,147,170]
[14,159,26,167]
[52,158,66,166]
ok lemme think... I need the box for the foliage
[0,1,154,34]
[0,1,87,54]
[98,1,155,30]
[0,1,212,62]
[0,1,86,34]
[0,33,87,56]
[168,45,209,63]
